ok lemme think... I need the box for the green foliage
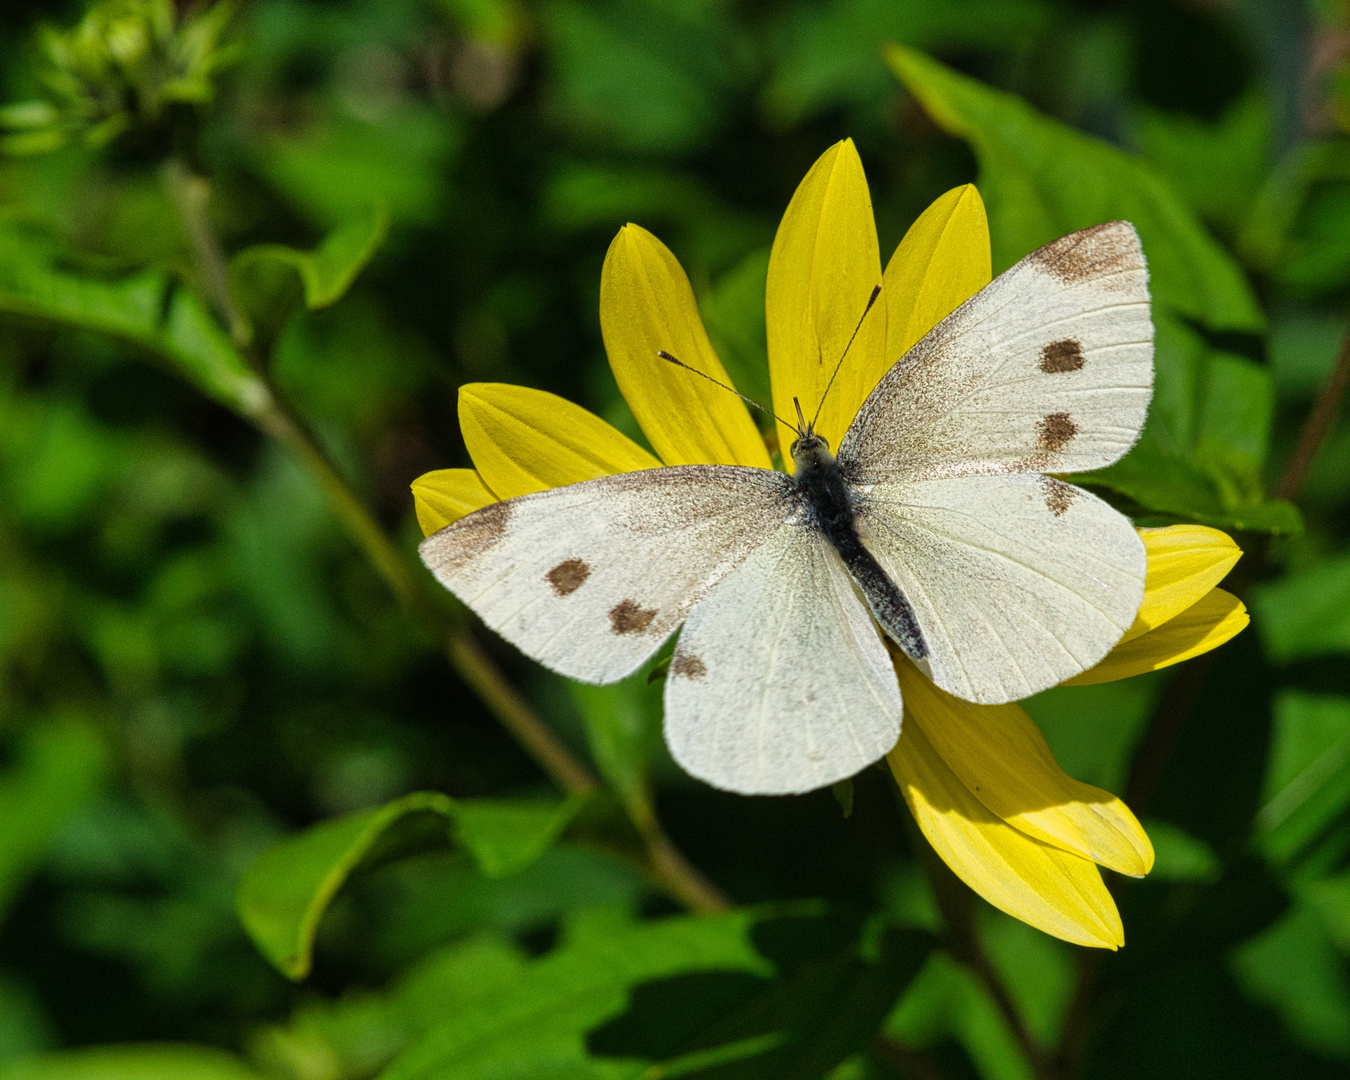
[888,44,1300,536]
[230,203,390,332]
[1,0,239,153]
[238,790,587,978]
[0,1,1346,1078]
[0,1045,264,1080]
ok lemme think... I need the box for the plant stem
[1277,314,1350,501]
[901,808,1050,1079]
[161,156,739,915]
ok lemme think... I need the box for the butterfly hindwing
[664,523,904,795]
[853,473,1146,704]
[840,221,1153,483]
[419,467,793,684]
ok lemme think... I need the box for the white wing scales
[855,474,1146,704]
[841,221,1153,483]
[419,467,792,684]
[664,527,904,795]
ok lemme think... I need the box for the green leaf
[1253,554,1350,662]
[1232,902,1350,1059]
[1256,693,1350,866]
[231,203,389,312]
[0,223,268,420]
[540,0,736,154]
[570,675,663,818]
[886,45,1263,331]
[379,907,775,1080]
[453,795,592,878]
[885,951,1035,1080]
[1134,93,1271,234]
[237,791,588,979]
[0,719,106,922]
[883,47,1299,532]
[700,247,773,418]
[1141,820,1222,883]
[763,0,1048,127]
[0,1044,264,1080]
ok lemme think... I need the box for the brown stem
[871,1034,959,1080]
[901,808,1050,1078]
[161,159,251,347]
[1277,314,1350,501]
[627,802,730,913]
[161,155,739,915]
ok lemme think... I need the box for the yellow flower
[411,141,1249,949]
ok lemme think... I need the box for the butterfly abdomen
[791,440,927,661]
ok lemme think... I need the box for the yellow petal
[766,139,888,459]
[459,382,663,500]
[1123,526,1242,643]
[1064,588,1249,686]
[889,723,1124,949]
[894,656,1153,877]
[599,225,771,469]
[411,468,496,535]
[883,184,991,361]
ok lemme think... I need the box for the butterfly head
[788,396,833,469]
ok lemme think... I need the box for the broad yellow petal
[889,723,1124,949]
[1064,588,1249,686]
[1123,526,1242,643]
[883,184,991,361]
[895,657,1152,877]
[599,225,771,469]
[411,468,496,535]
[766,139,887,458]
[459,382,662,500]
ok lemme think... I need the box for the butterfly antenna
[656,351,798,431]
[810,283,882,431]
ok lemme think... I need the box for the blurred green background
[1,1,1350,1078]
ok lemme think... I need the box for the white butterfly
[421,222,1153,796]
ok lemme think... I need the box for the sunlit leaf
[236,791,587,979]
[231,202,389,312]
[0,1044,264,1080]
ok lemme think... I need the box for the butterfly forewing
[664,525,903,794]
[840,221,1153,483]
[419,467,793,685]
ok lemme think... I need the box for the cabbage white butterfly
[421,222,1152,795]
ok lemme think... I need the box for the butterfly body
[790,432,928,661]
[423,221,1154,795]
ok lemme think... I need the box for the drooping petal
[459,382,662,500]
[1064,588,1249,686]
[600,225,771,469]
[411,468,496,535]
[766,139,887,459]
[894,656,1153,877]
[1123,526,1242,643]
[889,724,1125,950]
[883,184,991,361]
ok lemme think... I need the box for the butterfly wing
[664,524,903,795]
[839,221,1153,483]
[852,474,1145,704]
[837,222,1152,704]
[418,466,793,685]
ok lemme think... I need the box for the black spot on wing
[1041,477,1076,517]
[546,558,590,596]
[1038,412,1078,453]
[610,599,657,635]
[1040,339,1085,373]
[671,651,706,679]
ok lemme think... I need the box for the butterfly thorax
[790,434,857,545]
